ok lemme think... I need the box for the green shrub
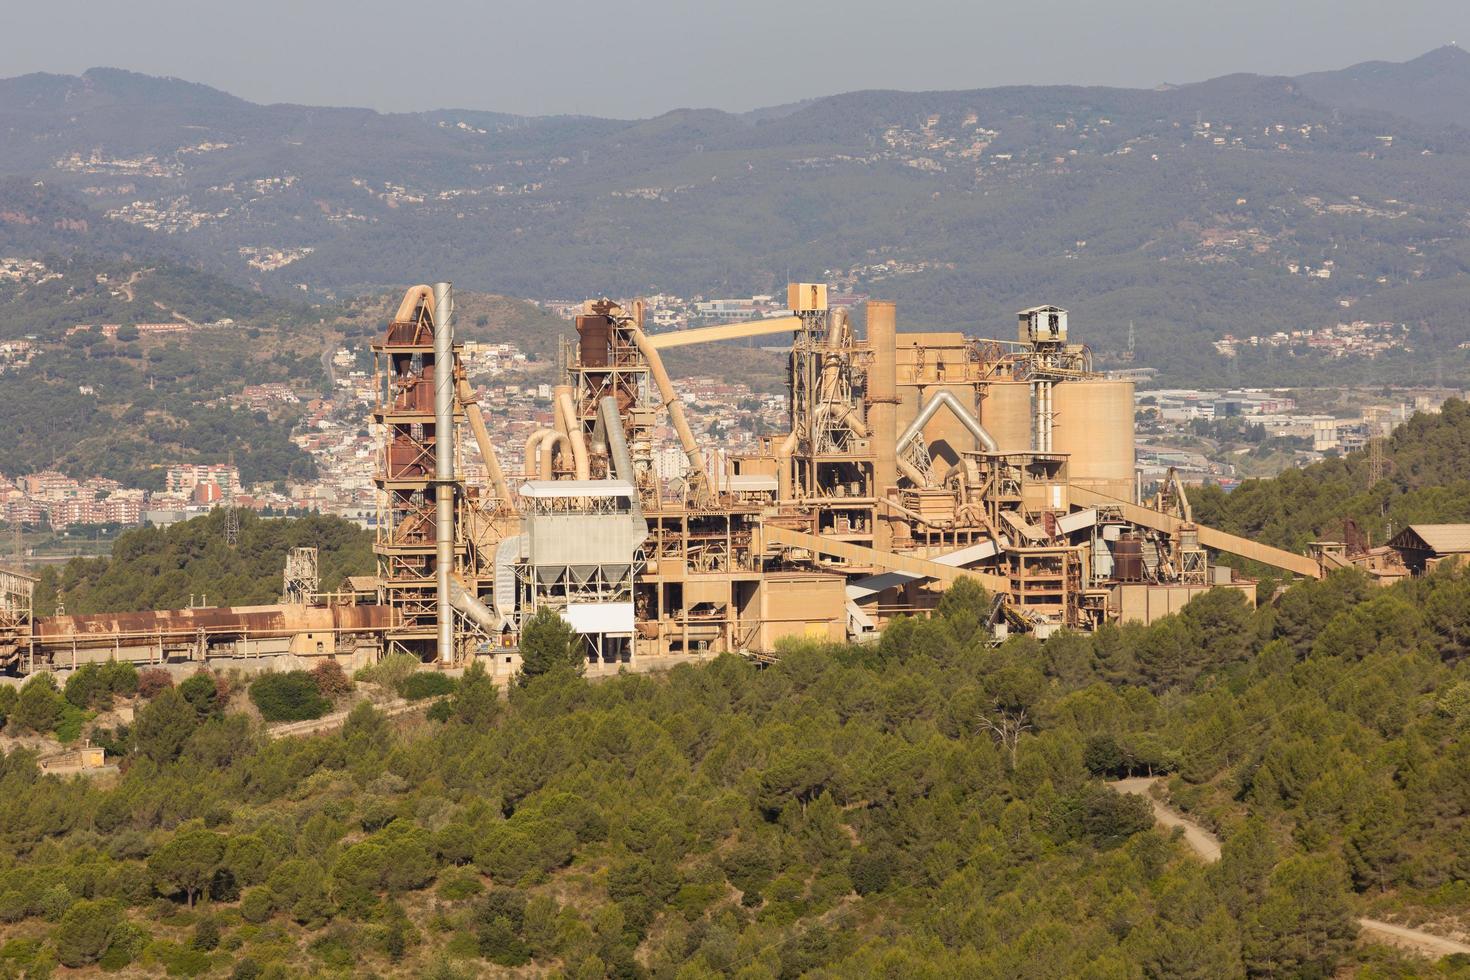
[238,888,273,924]
[179,672,225,719]
[101,660,139,697]
[402,673,456,701]
[54,897,125,967]
[0,685,16,728]
[190,916,220,951]
[437,868,484,901]
[354,653,420,693]
[54,702,89,743]
[64,663,108,710]
[425,700,453,722]
[156,940,211,977]
[249,672,329,722]
[14,673,63,733]
[134,688,200,764]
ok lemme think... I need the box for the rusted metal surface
[35,603,396,645]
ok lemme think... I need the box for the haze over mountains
[5,47,1470,377]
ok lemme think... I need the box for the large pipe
[1033,380,1054,453]
[394,284,435,324]
[818,403,868,438]
[432,281,455,665]
[523,428,555,478]
[539,433,570,480]
[826,307,850,349]
[896,389,998,460]
[449,576,501,633]
[456,378,511,504]
[775,430,799,501]
[898,457,930,488]
[598,396,636,484]
[630,326,709,500]
[556,386,591,480]
[867,301,898,549]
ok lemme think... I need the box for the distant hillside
[1296,45,1470,128]
[0,255,324,487]
[1191,398,1470,552]
[333,288,569,359]
[5,54,1470,383]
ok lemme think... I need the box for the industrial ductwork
[449,576,502,634]
[556,386,591,480]
[630,325,710,502]
[599,396,637,487]
[897,389,998,456]
[456,378,511,504]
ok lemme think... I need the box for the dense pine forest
[6,401,1470,975]
[1,565,1469,976]
[31,511,374,617]
[1192,398,1470,554]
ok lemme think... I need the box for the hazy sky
[4,0,1469,118]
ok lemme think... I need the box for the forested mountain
[3,567,1470,974]
[1297,45,1470,128]
[6,51,1470,382]
[1192,398,1470,552]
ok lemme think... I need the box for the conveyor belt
[763,525,1010,593]
[1069,486,1321,579]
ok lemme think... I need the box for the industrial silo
[1051,379,1135,502]
[980,381,1034,455]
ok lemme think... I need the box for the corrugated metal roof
[1399,524,1470,554]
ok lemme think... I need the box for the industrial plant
[2,283,1326,677]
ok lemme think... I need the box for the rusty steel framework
[0,565,35,672]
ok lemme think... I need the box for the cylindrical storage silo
[980,381,1034,455]
[1051,379,1136,502]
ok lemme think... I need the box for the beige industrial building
[4,284,1328,676]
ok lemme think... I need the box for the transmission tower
[224,508,240,548]
[1367,434,1385,487]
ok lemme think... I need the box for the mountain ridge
[5,48,1470,384]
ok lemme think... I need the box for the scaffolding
[0,565,35,672]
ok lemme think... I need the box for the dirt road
[1109,777,1470,960]
[1112,776,1222,861]
[265,696,426,739]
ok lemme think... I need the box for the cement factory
[1,283,1327,677]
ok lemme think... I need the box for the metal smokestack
[867,301,898,551]
[433,281,455,664]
